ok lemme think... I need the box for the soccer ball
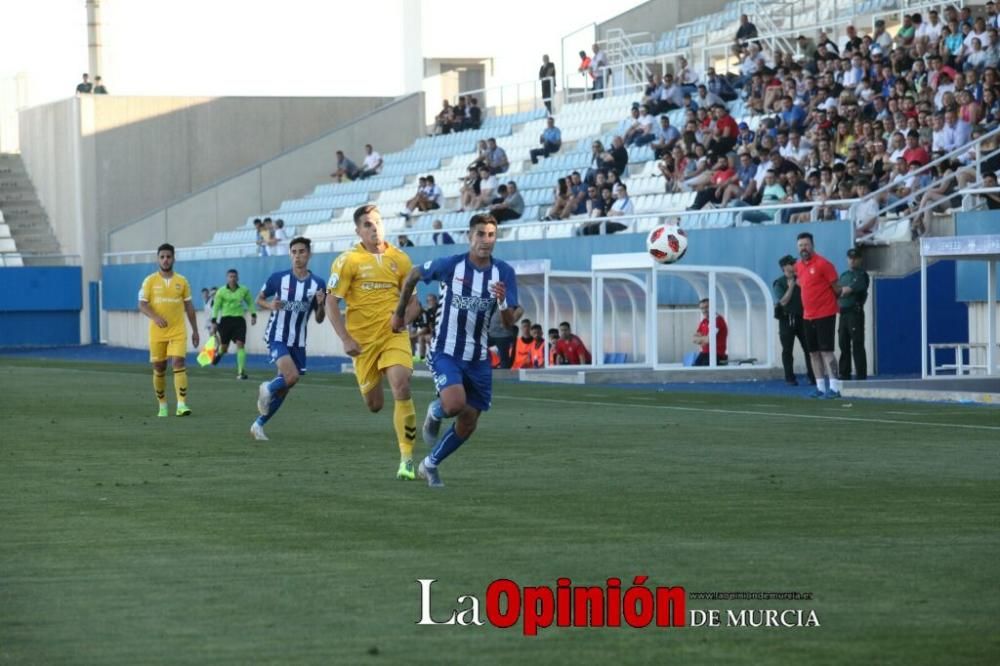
[646,224,688,264]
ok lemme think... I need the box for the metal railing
[454,77,555,121]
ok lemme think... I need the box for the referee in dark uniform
[837,248,870,380]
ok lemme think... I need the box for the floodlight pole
[85,0,103,82]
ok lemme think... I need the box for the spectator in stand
[93,76,108,94]
[271,219,289,256]
[677,56,699,94]
[512,318,535,369]
[705,67,737,102]
[721,150,758,206]
[555,322,591,365]
[585,183,605,217]
[402,175,442,220]
[608,135,629,177]
[707,104,739,157]
[695,84,725,110]
[590,43,609,99]
[473,165,498,209]
[485,138,509,174]
[626,105,657,146]
[651,115,681,159]
[741,169,786,224]
[357,144,383,180]
[331,150,360,182]
[76,73,92,94]
[465,97,483,130]
[530,116,562,164]
[458,166,481,212]
[431,220,455,245]
[577,50,593,94]
[539,55,556,113]
[689,155,737,209]
[735,14,758,46]
[435,100,453,135]
[620,105,642,138]
[490,181,525,223]
[544,177,572,221]
[902,129,931,167]
[397,234,414,248]
[693,298,728,366]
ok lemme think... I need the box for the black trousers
[529,141,561,164]
[838,308,867,380]
[778,314,815,384]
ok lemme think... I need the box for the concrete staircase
[863,214,956,278]
[0,153,63,264]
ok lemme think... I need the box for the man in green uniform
[837,248,870,380]
[211,268,257,379]
[773,255,815,386]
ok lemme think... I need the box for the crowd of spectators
[575,4,997,240]
[252,217,289,257]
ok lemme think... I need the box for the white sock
[829,377,841,392]
[816,378,827,393]
[423,456,436,469]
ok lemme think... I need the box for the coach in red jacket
[794,232,842,398]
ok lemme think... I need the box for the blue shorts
[268,342,307,374]
[428,353,492,412]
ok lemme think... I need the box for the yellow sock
[173,368,189,405]
[394,398,416,461]
[153,369,167,404]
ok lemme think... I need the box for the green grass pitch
[1,358,998,665]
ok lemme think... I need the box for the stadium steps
[0,154,63,258]
[862,214,957,278]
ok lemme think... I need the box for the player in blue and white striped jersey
[391,214,519,487]
[251,236,326,440]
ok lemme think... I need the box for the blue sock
[430,398,446,420]
[267,375,287,393]
[429,424,466,466]
[257,392,286,425]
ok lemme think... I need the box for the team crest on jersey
[423,261,432,270]
[389,260,398,273]
[328,273,339,289]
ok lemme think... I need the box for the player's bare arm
[392,267,423,333]
[313,290,326,324]
[139,301,168,328]
[257,292,283,312]
[325,293,361,356]
[184,300,200,348]
[490,281,518,329]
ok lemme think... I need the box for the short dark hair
[469,213,498,229]
[531,324,543,333]
[779,254,796,267]
[559,321,571,329]
[157,243,174,255]
[289,237,311,251]
[497,184,508,195]
[227,268,238,275]
[548,327,559,336]
[426,175,435,183]
[699,298,710,305]
[797,232,814,243]
[253,218,262,224]
[521,318,531,325]
[353,204,378,224]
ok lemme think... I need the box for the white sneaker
[257,382,271,416]
[250,420,269,441]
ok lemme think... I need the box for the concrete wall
[597,0,731,40]
[109,93,426,253]
[18,93,422,343]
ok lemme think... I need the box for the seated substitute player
[210,268,257,379]
[138,243,199,417]
[326,204,423,480]
[252,237,326,440]
[392,213,519,488]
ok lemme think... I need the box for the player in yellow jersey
[326,204,423,479]
[138,243,200,417]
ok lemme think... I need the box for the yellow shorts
[353,331,413,395]
[150,336,186,362]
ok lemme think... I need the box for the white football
[647,224,688,264]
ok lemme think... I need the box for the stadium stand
[184,0,1000,260]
